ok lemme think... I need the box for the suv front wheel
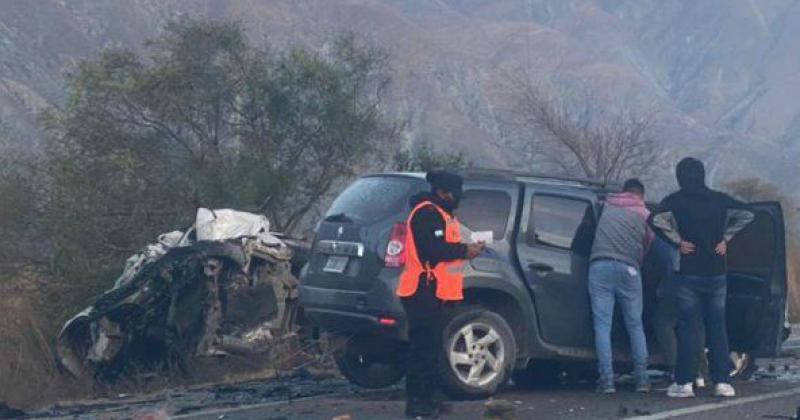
[439,306,516,398]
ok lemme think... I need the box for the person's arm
[722,195,755,243]
[411,206,468,266]
[647,198,682,247]
[641,208,655,253]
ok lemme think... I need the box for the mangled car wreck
[57,209,307,380]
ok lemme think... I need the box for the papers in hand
[470,230,494,245]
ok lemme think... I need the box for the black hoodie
[648,158,755,277]
[407,192,468,269]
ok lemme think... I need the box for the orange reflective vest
[396,201,465,301]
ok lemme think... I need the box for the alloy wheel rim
[448,321,505,387]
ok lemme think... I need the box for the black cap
[426,170,463,197]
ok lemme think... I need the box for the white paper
[470,230,494,245]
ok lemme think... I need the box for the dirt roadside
[0,271,91,411]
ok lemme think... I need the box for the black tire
[439,306,516,399]
[334,336,405,389]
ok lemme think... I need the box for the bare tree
[504,76,663,184]
[391,139,470,172]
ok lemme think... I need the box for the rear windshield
[325,176,423,224]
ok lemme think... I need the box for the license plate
[323,255,349,273]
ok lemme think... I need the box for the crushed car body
[56,208,305,380]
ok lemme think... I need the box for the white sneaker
[714,383,736,397]
[695,377,706,389]
[667,383,695,398]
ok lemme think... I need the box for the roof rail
[458,167,616,189]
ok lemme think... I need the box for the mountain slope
[0,0,797,192]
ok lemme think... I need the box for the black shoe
[405,402,440,419]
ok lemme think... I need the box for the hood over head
[676,157,708,194]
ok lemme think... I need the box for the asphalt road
[179,379,800,420]
[32,337,800,419]
[32,367,800,420]
[181,335,800,420]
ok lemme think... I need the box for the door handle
[528,262,554,272]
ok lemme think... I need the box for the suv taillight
[385,223,407,268]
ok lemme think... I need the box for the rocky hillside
[1,0,798,194]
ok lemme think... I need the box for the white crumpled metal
[112,230,188,289]
[195,208,282,245]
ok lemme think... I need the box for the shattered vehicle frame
[56,209,306,380]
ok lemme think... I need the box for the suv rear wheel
[439,306,516,398]
[334,335,405,389]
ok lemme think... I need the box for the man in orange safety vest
[396,170,484,418]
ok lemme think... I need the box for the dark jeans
[675,275,731,384]
[654,295,708,379]
[401,279,444,408]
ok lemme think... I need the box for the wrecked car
[57,209,307,380]
[300,170,788,397]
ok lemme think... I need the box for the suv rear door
[726,201,787,357]
[516,187,598,351]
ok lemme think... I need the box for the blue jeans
[588,260,649,382]
[675,275,731,384]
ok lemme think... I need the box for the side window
[456,189,512,240]
[528,195,595,255]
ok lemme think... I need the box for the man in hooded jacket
[649,158,754,398]
[397,170,484,418]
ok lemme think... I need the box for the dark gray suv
[299,170,787,397]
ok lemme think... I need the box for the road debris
[484,399,516,419]
[56,208,308,381]
[28,373,367,418]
